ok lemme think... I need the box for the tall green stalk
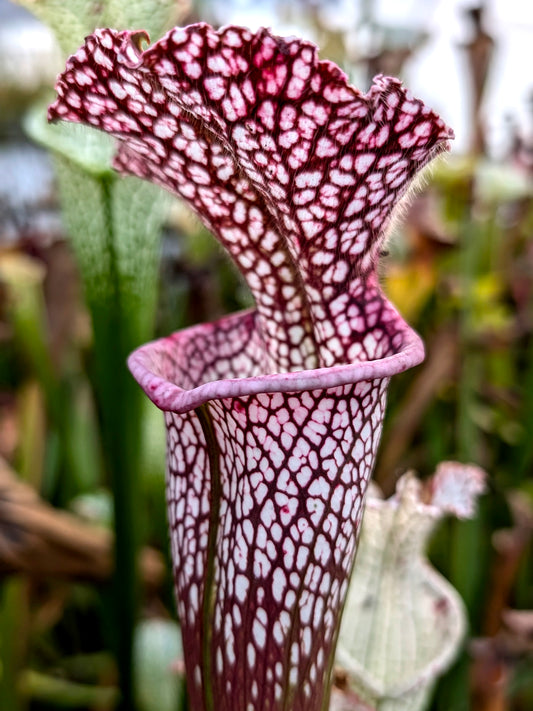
[50,153,166,710]
[14,2,189,703]
[516,196,533,477]
[0,578,27,711]
[454,216,487,608]
[441,216,487,711]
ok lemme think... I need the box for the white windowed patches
[272,567,287,602]
[252,609,267,649]
[235,574,250,603]
[330,170,356,187]
[153,115,178,139]
[295,170,323,189]
[354,153,375,174]
[204,75,227,100]
[247,642,256,669]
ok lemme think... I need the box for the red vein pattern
[49,23,453,711]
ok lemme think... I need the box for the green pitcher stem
[94,175,142,711]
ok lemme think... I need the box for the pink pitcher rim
[128,308,425,413]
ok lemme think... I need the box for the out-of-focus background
[0,1,532,710]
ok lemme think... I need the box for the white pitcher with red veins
[336,462,487,711]
[49,23,454,711]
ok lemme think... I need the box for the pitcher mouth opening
[127,306,424,415]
